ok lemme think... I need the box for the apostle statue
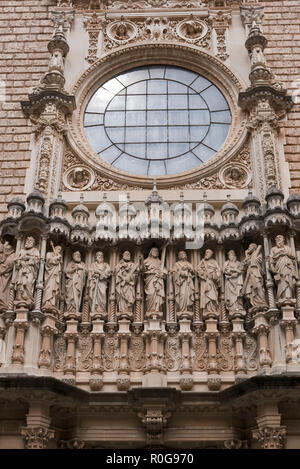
[14,236,40,308]
[115,251,139,318]
[88,251,112,319]
[42,243,63,313]
[0,241,15,312]
[223,250,245,317]
[269,235,297,306]
[65,251,86,315]
[197,249,221,318]
[143,247,167,316]
[173,250,195,317]
[242,243,268,311]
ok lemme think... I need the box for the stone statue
[0,241,15,312]
[223,250,245,316]
[242,243,268,311]
[65,251,86,315]
[143,247,167,315]
[269,235,297,306]
[115,251,139,318]
[42,243,63,313]
[15,236,40,308]
[197,249,221,317]
[88,251,112,319]
[173,251,195,316]
[115,22,130,40]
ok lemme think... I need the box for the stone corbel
[240,5,264,34]
[21,402,55,449]
[252,400,286,449]
[52,9,75,35]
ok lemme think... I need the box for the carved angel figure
[115,251,139,316]
[173,251,195,314]
[269,235,297,306]
[143,247,167,314]
[242,243,268,311]
[15,236,39,308]
[197,249,221,316]
[42,244,63,313]
[65,251,86,314]
[88,251,111,319]
[223,250,244,315]
[0,241,15,312]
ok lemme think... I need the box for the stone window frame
[67,42,248,189]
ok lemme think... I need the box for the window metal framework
[84,65,231,176]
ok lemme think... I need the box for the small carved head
[122,251,131,262]
[73,251,82,263]
[25,236,36,249]
[247,243,257,254]
[96,251,104,262]
[228,249,237,261]
[149,247,159,258]
[275,234,285,247]
[178,251,187,261]
[204,249,214,260]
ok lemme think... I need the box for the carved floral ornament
[67,43,247,190]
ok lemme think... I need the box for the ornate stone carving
[84,13,103,64]
[42,244,63,314]
[224,250,245,318]
[269,235,297,307]
[78,324,93,371]
[54,333,67,371]
[165,325,181,371]
[197,249,221,319]
[63,166,94,191]
[173,251,195,319]
[212,11,231,61]
[102,327,119,371]
[115,251,139,320]
[21,426,55,449]
[143,247,167,318]
[88,251,111,320]
[14,237,40,309]
[105,18,138,49]
[176,17,209,44]
[65,252,87,316]
[219,163,251,189]
[252,426,287,450]
[128,328,145,371]
[0,241,15,312]
[193,331,208,371]
[242,244,268,312]
[217,329,234,371]
[244,333,258,371]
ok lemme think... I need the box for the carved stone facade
[0,0,300,450]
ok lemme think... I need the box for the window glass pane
[168,110,188,125]
[147,126,168,143]
[147,143,168,159]
[125,143,146,158]
[87,88,113,113]
[202,123,230,150]
[148,79,167,94]
[85,126,112,153]
[169,126,189,142]
[107,96,125,111]
[165,66,198,85]
[149,66,165,78]
[188,94,207,110]
[211,110,231,124]
[127,81,147,95]
[190,110,210,125]
[168,94,188,110]
[169,142,190,157]
[190,126,210,142]
[125,126,146,143]
[117,68,149,85]
[147,110,168,126]
[191,76,212,93]
[148,160,166,176]
[127,95,146,110]
[166,153,201,175]
[126,110,146,126]
[84,113,103,126]
[147,94,167,109]
[102,78,124,95]
[192,144,215,162]
[114,154,149,175]
[201,86,229,111]
[168,81,188,94]
[99,145,122,164]
[105,111,125,127]
[106,127,124,144]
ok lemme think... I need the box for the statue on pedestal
[143,247,167,317]
[65,251,86,315]
[115,251,139,318]
[15,236,40,308]
[42,243,63,313]
[197,249,221,318]
[270,235,297,306]
[0,241,15,312]
[173,250,195,317]
[242,243,268,311]
[224,250,245,316]
[88,251,111,319]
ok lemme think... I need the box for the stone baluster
[90,319,105,391]
[117,319,131,390]
[63,319,78,385]
[205,318,221,391]
[232,318,247,380]
[179,318,193,390]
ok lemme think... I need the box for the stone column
[205,319,221,391]
[289,231,300,316]
[232,318,247,380]
[252,400,287,449]
[90,319,105,391]
[38,314,57,369]
[63,320,78,385]
[253,313,272,369]
[179,319,193,390]
[11,308,29,365]
[21,402,54,449]
[117,319,131,390]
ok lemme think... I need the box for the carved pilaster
[84,13,103,64]
[90,319,104,390]
[117,319,131,390]
[212,11,231,62]
[11,308,29,365]
[253,313,272,369]
[38,315,57,369]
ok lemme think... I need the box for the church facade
[0,0,300,449]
